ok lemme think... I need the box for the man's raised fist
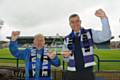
[95,9,107,19]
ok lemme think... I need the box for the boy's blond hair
[34,33,45,43]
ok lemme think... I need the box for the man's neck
[74,29,80,34]
[74,27,81,33]
[74,30,80,33]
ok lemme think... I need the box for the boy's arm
[47,52,60,67]
[9,31,29,59]
[50,56,60,67]
[9,40,29,59]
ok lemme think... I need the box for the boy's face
[33,36,45,49]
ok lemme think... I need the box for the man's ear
[69,22,72,28]
[69,21,71,25]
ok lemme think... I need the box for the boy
[9,31,60,80]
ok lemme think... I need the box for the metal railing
[0,54,120,71]
[0,53,120,80]
[0,58,19,68]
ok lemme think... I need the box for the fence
[0,54,120,80]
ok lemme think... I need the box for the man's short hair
[69,14,80,20]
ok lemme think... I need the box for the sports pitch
[0,48,120,71]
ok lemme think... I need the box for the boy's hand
[47,52,56,59]
[11,31,20,41]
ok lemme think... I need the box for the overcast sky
[0,0,120,41]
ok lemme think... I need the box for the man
[9,31,60,80]
[62,9,111,80]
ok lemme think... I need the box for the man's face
[69,16,81,32]
[33,36,45,49]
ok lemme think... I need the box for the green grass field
[0,48,120,71]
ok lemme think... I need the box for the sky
[0,0,120,41]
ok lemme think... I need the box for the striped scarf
[65,28,96,71]
[29,47,51,78]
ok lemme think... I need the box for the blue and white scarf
[65,28,96,71]
[29,47,50,78]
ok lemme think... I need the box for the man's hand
[47,52,56,59]
[95,9,107,19]
[11,31,20,41]
[62,51,72,58]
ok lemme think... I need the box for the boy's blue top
[9,41,60,80]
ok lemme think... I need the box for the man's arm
[92,9,112,43]
[62,39,72,62]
